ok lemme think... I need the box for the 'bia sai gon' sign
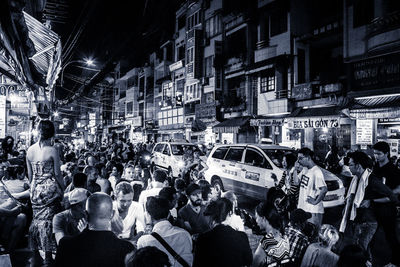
[286,117,340,129]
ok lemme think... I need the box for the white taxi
[151,141,204,177]
[204,144,345,207]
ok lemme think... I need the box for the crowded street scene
[1,0,400,266]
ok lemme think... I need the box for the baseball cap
[69,188,89,205]
[290,208,312,224]
[185,183,201,196]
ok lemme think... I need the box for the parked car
[151,141,205,177]
[204,144,345,208]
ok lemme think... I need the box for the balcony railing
[275,90,288,99]
[254,45,277,63]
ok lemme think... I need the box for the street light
[60,59,95,86]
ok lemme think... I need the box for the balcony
[155,61,171,83]
[254,45,277,63]
[225,15,244,31]
[275,90,288,99]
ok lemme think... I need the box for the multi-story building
[344,0,400,156]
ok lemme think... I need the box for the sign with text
[356,119,373,145]
[250,118,284,127]
[195,103,216,119]
[0,96,6,138]
[286,117,340,129]
[88,112,96,127]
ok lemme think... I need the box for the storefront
[250,116,285,144]
[285,107,352,161]
[213,116,257,144]
[187,102,219,144]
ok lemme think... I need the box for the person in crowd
[55,193,134,267]
[137,196,193,267]
[219,191,245,232]
[26,120,64,266]
[53,188,88,245]
[61,162,78,188]
[111,182,145,242]
[158,186,184,228]
[109,163,124,191]
[277,153,300,212]
[337,244,368,267]
[253,201,292,267]
[193,198,252,267]
[197,179,219,206]
[300,224,339,267]
[95,163,111,194]
[192,149,208,180]
[178,183,211,235]
[125,246,171,267]
[1,136,18,160]
[285,208,311,266]
[0,202,26,253]
[83,165,101,193]
[324,144,341,173]
[64,172,88,194]
[2,165,30,200]
[138,169,169,216]
[85,155,97,167]
[296,148,328,229]
[174,178,188,211]
[340,150,400,264]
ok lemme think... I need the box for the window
[154,144,165,153]
[177,15,186,30]
[163,145,171,155]
[187,11,200,30]
[177,45,185,61]
[225,147,244,162]
[260,70,275,93]
[162,82,173,100]
[212,147,229,159]
[187,47,194,64]
[185,83,200,101]
[244,149,270,168]
[205,15,221,38]
[126,102,133,114]
[127,76,137,87]
[204,56,214,77]
[270,10,287,36]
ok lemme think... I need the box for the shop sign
[195,103,216,119]
[320,83,342,94]
[145,121,154,129]
[169,60,184,72]
[88,112,96,127]
[378,118,400,123]
[250,118,284,127]
[131,116,142,127]
[356,119,373,145]
[350,107,400,119]
[291,83,313,100]
[0,96,6,138]
[286,117,340,129]
[349,53,400,91]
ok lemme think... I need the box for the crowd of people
[0,119,399,267]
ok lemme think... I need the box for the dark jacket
[55,229,134,267]
[193,224,253,267]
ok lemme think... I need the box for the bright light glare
[85,59,94,66]
[54,111,59,117]
[322,127,329,133]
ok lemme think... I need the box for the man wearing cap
[53,188,89,245]
[178,183,211,235]
[286,208,311,265]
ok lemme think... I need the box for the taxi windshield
[171,144,197,155]
[262,149,293,168]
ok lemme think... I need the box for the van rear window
[211,147,229,159]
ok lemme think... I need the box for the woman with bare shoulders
[26,120,65,266]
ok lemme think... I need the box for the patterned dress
[260,233,292,266]
[29,160,63,252]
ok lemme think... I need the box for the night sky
[55,0,184,99]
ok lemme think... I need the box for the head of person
[297,147,315,168]
[112,163,124,177]
[152,169,168,185]
[347,151,373,177]
[73,172,88,189]
[204,198,233,225]
[68,188,89,210]
[282,152,297,170]
[255,201,284,234]
[134,165,142,176]
[95,163,106,178]
[289,208,312,231]
[373,141,390,164]
[86,192,113,229]
[318,224,339,249]
[123,164,135,181]
[337,244,368,267]
[146,196,170,222]
[158,187,177,210]
[185,183,202,207]
[174,178,186,192]
[86,155,96,166]
[38,120,55,141]
[125,246,171,267]
[115,181,134,212]
[83,165,99,182]
[221,190,238,210]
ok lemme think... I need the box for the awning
[346,94,400,119]
[213,116,251,133]
[191,118,207,132]
[286,107,343,129]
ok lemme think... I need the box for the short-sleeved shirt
[53,209,87,238]
[373,162,400,190]
[178,204,211,235]
[298,166,326,214]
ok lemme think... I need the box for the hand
[306,196,318,205]
[77,218,87,232]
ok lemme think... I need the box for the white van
[204,144,345,207]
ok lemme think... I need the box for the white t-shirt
[298,165,326,214]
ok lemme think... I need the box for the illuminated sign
[286,117,340,129]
